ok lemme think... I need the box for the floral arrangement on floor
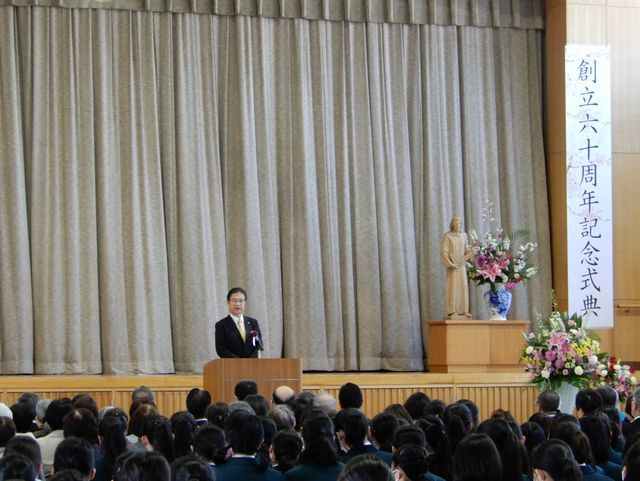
[595,356,638,402]
[520,294,606,389]
[466,202,538,292]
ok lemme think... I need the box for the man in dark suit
[623,386,640,441]
[215,287,263,358]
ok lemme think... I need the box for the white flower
[631,376,638,385]
[526,346,534,354]
[574,366,584,376]
[589,355,598,365]
[597,364,606,370]
[541,369,551,379]
[614,364,621,371]
[600,370,608,377]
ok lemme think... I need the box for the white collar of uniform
[231,314,243,324]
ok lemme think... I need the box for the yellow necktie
[237,318,246,342]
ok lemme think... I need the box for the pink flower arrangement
[595,356,638,402]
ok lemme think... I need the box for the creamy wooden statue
[440,216,474,318]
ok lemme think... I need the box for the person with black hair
[623,437,640,481]
[215,287,264,358]
[214,411,283,481]
[416,416,453,481]
[235,380,259,401]
[392,425,445,481]
[404,393,431,421]
[171,455,215,481]
[575,389,603,417]
[290,392,316,432]
[521,422,547,460]
[530,412,553,438]
[4,435,43,479]
[52,437,96,480]
[579,414,622,481]
[185,389,211,426]
[424,400,447,419]
[97,410,128,481]
[456,400,479,429]
[477,418,525,481]
[392,444,430,481]
[205,402,229,428]
[258,416,277,465]
[38,398,74,475]
[623,388,640,442]
[112,451,170,481]
[383,404,413,425]
[0,416,16,456]
[193,425,228,466]
[51,469,88,481]
[11,402,37,437]
[131,386,155,405]
[247,395,271,417]
[170,412,196,459]
[601,406,625,462]
[270,430,302,473]
[72,395,100,421]
[370,413,399,453]
[337,454,395,481]
[441,403,473,454]
[140,415,175,463]
[338,383,363,410]
[127,403,159,449]
[0,453,37,481]
[530,439,582,481]
[453,433,502,481]
[286,413,343,481]
[596,386,619,408]
[336,408,392,465]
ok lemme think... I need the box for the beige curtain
[0,2,549,374]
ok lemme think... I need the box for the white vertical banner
[565,45,613,328]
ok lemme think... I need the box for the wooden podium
[203,358,302,403]
[423,320,530,373]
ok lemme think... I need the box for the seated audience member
[520,422,547,460]
[228,400,255,415]
[52,437,96,480]
[213,411,284,481]
[622,387,640,441]
[370,412,399,453]
[131,386,155,405]
[336,408,392,465]
[392,425,444,481]
[127,403,159,449]
[4,435,44,480]
[235,380,258,401]
[0,453,37,481]
[416,416,454,481]
[314,392,339,418]
[339,383,363,410]
[424,400,447,419]
[392,444,431,481]
[601,406,626,460]
[290,392,316,432]
[112,451,171,481]
[140,415,174,463]
[246,395,271,417]
[185,389,211,426]
[63,408,101,451]
[272,386,296,406]
[171,455,215,481]
[270,430,302,473]
[51,469,87,481]
[529,412,553,439]
[576,389,603,417]
[268,404,296,432]
[549,414,580,440]
[536,391,561,417]
[34,399,53,438]
[259,417,278,463]
[97,410,128,481]
[0,416,17,456]
[623,437,640,481]
[0,402,13,420]
[205,402,229,428]
[597,386,619,409]
[383,404,413,426]
[193,425,228,466]
[580,414,623,481]
[441,403,474,453]
[337,454,395,481]
[38,398,74,475]
[18,392,41,412]
[169,412,196,459]
[72,395,99,421]
[11,402,37,438]
[456,400,480,430]
[477,418,525,481]
[530,439,582,481]
[453,433,502,481]
[404,393,431,421]
[285,413,343,481]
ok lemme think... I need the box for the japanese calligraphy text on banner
[565,44,613,328]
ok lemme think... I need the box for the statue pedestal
[422,319,530,373]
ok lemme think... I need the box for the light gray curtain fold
[0,3,549,373]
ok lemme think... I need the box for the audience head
[36,399,52,424]
[575,388,602,416]
[313,392,338,416]
[0,416,16,447]
[228,400,255,416]
[370,412,399,452]
[171,455,215,481]
[50,469,87,481]
[393,425,426,449]
[11,402,36,433]
[260,416,277,449]
[63,408,99,445]
[595,385,619,408]
[383,404,413,425]
[225,411,264,455]
[416,415,453,481]
[17,392,40,411]
[299,412,339,466]
[193,425,227,465]
[113,451,171,481]
[477,417,524,481]
[442,402,473,452]
[131,386,155,404]
[623,437,640,481]
[529,412,553,438]
[537,390,560,414]
[268,404,296,431]
[270,429,303,471]
[205,402,229,428]
[141,415,175,463]
[530,439,582,481]
[579,414,611,464]
[548,414,579,441]
[272,385,296,405]
[393,444,430,481]
[424,399,447,418]
[521,421,547,458]
[339,383,364,410]
[245,394,270,417]
[0,402,13,420]
[404,392,431,421]
[128,403,159,437]
[170,411,197,459]
[99,410,128,468]
[4,435,42,472]
[291,392,316,430]
[456,399,479,429]
[335,408,368,448]
[72,394,99,420]
[234,380,258,401]
[453,433,502,481]
[46,398,75,431]
[337,454,395,481]
[185,389,211,419]
[53,436,95,480]
[0,453,37,481]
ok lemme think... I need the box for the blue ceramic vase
[485,286,512,320]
